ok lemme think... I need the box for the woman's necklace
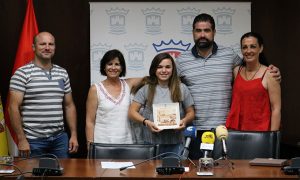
[244,64,261,81]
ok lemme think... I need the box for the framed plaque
[153,103,180,129]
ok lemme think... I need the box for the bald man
[9,32,78,158]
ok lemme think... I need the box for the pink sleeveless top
[226,67,271,131]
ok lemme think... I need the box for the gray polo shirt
[132,83,194,144]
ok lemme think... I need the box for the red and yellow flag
[0,95,8,156]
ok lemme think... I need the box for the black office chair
[213,130,281,159]
[88,143,158,159]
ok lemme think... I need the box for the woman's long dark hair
[240,32,269,66]
[131,53,182,106]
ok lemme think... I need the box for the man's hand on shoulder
[268,64,281,82]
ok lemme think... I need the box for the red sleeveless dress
[226,67,271,131]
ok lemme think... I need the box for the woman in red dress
[226,32,281,131]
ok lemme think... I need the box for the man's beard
[195,38,213,49]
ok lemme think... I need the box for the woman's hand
[144,120,162,133]
[176,120,186,131]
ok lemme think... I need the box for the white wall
[90,2,250,84]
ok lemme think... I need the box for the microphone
[216,125,229,159]
[200,131,215,158]
[198,132,215,175]
[9,153,63,176]
[181,126,197,160]
[16,153,63,176]
[120,152,185,175]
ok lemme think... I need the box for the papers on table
[101,162,135,169]
[0,169,15,173]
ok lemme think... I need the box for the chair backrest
[88,143,158,159]
[213,130,280,159]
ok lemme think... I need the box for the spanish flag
[4,0,39,156]
[0,95,8,156]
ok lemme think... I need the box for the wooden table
[1,159,298,179]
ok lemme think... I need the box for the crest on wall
[213,7,236,34]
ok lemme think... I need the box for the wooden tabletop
[1,158,298,179]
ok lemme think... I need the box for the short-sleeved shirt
[93,79,133,144]
[176,43,241,130]
[9,62,71,139]
[132,83,194,144]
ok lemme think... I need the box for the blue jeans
[28,132,69,158]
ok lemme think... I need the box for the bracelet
[87,140,93,145]
[142,118,148,127]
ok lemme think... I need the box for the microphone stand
[120,152,196,171]
[13,153,63,176]
[214,156,234,170]
[187,157,197,167]
[120,152,178,171]
[13,153,61,168]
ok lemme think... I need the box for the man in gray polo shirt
[176,13,280,159]
[9,32,78,158]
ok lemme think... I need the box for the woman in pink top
[226,32,281,131]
